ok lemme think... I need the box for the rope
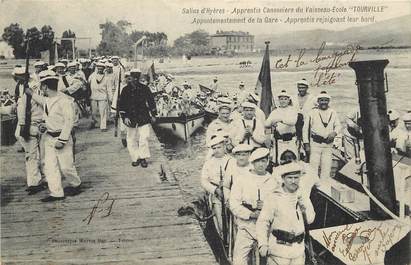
[177,206,215,222]
[359,165,411,227]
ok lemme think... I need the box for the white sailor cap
[217,97,232,105]
[209,135,226,148]
[278,90,291,98]
[59,59,68,64]
[232,144,253,154]
[213,76,218,80]
[130,69,142,76]
[249,147,270,163]
[105,62,114,68]
[124,71,131,77]
[277,162,302,178]
[297,78,309,87]
[241,101,256,109]
[78,58,86,63]
[130,68,141,73]
[47,65,55,70]
[12,66,26,75]
[388,109,400,121]
[111,56,120,60]
[34,61,45,67]
[239,81,245,86]
[402,111,411,122]
[317,91,331,100]
[67,62,77,68]
[39,70,59,82]
[54,62,65,68]
[96,62,106,67]
[248,92,259,103]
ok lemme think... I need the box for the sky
[1,0,410,48]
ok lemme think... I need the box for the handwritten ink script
[83,192,115,225]
[274,41,360,87]
[318,220,409,264]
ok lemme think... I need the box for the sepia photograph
[0,0,410,264]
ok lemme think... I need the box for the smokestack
[349,60,397,220]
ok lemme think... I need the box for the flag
[147,62,157,84]
[256,41,274,117]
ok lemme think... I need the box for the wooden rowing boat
[204,110,218,124]
[199,84,215,95]
[153,112,205,142]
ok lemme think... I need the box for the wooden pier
[1,122,217,265]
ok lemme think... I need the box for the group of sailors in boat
[200,78,411,265]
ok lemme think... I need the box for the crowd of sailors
[1,54,410,263]
[2,56,161,201]
[200,78,411,264]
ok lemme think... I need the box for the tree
[59,30,76,58]
[97,21,129,55]
[2,23,25,58]
[40,25,55,52]
[26,27,42,58]
[3,23,55,59]
[172,30,210,56]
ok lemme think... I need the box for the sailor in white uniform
[201,136,231,235]
[89,62,110,131]
[206,97,233,147]
[265,90,299,164]
[27,70,81,202]
[257,162,315,265]
[230,148,276,265]
[392,112,411,155]
[230,102,265,148]
[303,91,341,179]
[16,71,46,195]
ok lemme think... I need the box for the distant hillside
[255,15,411,49]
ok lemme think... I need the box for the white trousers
[18,133,44,187]
[44,134,81,197]
[310,142,333,179]
[268,254,305,265]
[233,228,257,265]
[91,100,108,129]
[126,124,151,161]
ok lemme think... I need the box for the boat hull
[153,112,205,141]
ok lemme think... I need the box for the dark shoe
[27,184,46,195]
[140,159,148,168]
[121,138,127,147]
[17,147,25,153]
[89,120,96,129]
[131,159,141,167]
[101,128,108,132]
[64,186,82,196]
[41,196,65,202]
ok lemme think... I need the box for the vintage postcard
[0,0,410,264]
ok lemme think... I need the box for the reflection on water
[158,126,208,201]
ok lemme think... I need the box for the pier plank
[1,124,217,264]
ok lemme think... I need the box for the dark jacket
[119,82,157,127]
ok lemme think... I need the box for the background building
[210,30,254,54]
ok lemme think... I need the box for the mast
[349,60,397,219]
